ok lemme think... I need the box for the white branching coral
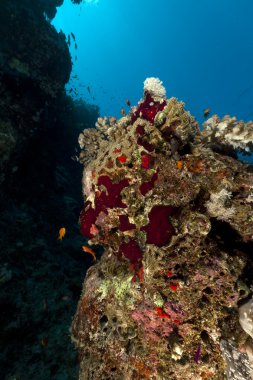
[143,77,166,98]
[78,117,119,166]
[205,188,235,221]
[95,116,117,135]
[202,115,253,154]
[78,128,108,166]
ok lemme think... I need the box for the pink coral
[132,302,174,342]
[141,205,176,246]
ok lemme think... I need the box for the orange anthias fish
[58,227,66,241]
[82,245,96,261]
[176,160,183,170]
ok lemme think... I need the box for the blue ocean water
[53,0,253,130]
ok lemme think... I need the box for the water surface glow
[53,0,253,128]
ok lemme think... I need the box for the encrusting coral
[72,77,253,380]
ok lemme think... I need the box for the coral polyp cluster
[72,78,253,380]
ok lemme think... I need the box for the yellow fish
[82,245,96,261]
[58,227,66,241]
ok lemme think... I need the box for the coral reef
[72,78,253,379]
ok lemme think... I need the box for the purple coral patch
[136,125,155,152]
[118,215,136,232]
[139,172,158,196]
[80,202,100,239]
[80,176,129,239]
[141,205,176,246]
[136,125,145,136]
[97,176,129,208]
[118,239,143,264]
[137,137,155,152]
[132,94,166,124]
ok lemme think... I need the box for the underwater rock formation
[0,0,71,184]
[72,78,253,380]
[0,1,98,378]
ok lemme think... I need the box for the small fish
[203,108,211,118]
[87,86,91,94]
[43,298,48,312]
[58,227,66,241]
[176,160,183,170]
[120,108,126,116]
[41,337,48,347]
[61,295,71,301]
[82,245,96,261]
[126,99,131,106]
[75,42,77,50]
[70,32,76,41]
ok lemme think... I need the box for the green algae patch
[97,275,133,305]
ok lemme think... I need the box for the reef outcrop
[0,0,71,184]
[72,78,253,380]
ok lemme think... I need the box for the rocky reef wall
[0,0,72,184]
[0,1,100,379]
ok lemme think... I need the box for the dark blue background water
[53,0,253,127]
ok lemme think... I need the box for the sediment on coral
[72,77,253,380]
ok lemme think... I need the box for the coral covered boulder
[72,78,253,380]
